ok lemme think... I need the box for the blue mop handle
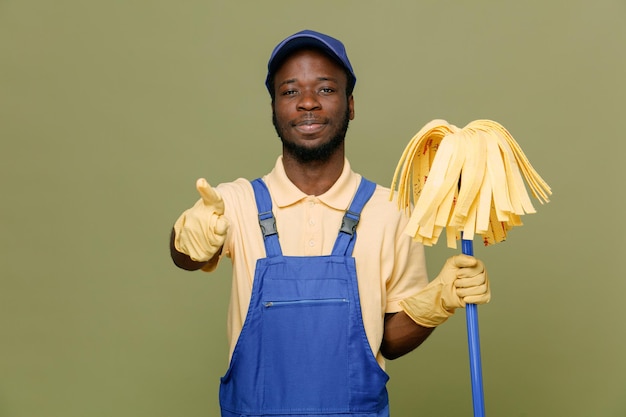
[462,238,485,417]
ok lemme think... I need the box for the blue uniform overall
[219,177,390,417]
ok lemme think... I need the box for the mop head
[390,119,552,248]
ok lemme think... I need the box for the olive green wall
[1,1,624,416]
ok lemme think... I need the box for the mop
[390,119,551,416]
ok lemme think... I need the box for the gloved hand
[173,178,229,262]
[399,254,490,327]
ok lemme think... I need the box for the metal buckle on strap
[339,210,360,236]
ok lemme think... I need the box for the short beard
[273,107,351,163]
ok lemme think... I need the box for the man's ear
[348,95,355,120]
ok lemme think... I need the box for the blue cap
[265,29,356,93]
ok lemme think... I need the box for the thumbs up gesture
[173,178,230,262]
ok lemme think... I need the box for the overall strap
[331,177,377,256]
[250,178,282,257]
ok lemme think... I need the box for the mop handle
[462,238,486,417]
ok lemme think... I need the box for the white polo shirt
[209,156,428,367]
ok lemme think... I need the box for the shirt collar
[264,156,361,210]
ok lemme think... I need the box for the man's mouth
[294,119,326,134]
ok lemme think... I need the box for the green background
[1,1,624,416]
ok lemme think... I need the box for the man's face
[271,49,355,163]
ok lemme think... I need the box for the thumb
[452,254,485,279]
[196,178,225,213]
[450,254,478,269]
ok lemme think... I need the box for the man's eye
[282,89,297,96]
[320,87,335,94]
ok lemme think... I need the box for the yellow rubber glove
[399,254,490,328]
[173,178,229,262]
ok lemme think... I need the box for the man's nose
[297,91,321,111]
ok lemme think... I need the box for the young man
[170,30,490,417]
